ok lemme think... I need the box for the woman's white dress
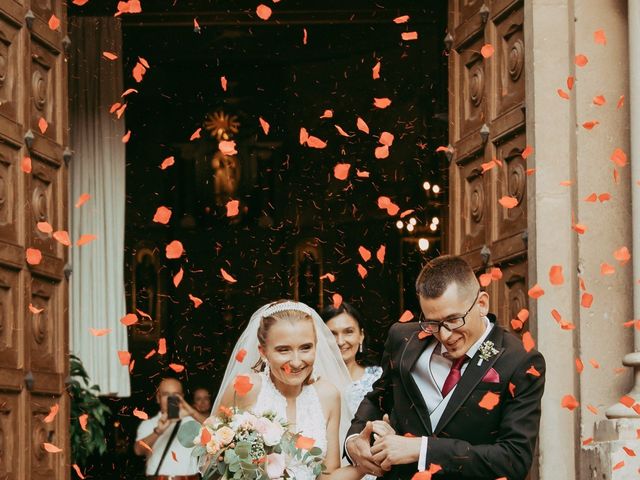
[253,371,327,479]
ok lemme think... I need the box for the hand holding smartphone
[167,394,180,419]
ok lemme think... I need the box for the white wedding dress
[253,370,327,479]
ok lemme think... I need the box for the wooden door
[447,0,528,331]
[0,0,68,479]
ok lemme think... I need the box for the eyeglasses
[418,290,480,334]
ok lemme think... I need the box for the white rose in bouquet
[265,452,286,479]
[215,425,235,446]
[255,417,285,446]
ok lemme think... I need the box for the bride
[214,300,385,479]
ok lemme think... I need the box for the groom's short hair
[415,255,478,299]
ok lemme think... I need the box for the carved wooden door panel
[0,0,68,479]
[447,0,528,333]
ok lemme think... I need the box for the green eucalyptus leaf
[177,420,201,448]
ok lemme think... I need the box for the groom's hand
[371,434,422,471]
[346,422,385,477]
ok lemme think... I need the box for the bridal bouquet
[178,406,325,480]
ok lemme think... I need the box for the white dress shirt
[135,412,200,475]
[412,316,494,471]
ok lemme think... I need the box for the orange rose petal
[480,44,494,58]
[320,273,336,282]
[557,89,570,100]
[561,394,579,410]
[356,117,369,134]
[581,293,594,308]
[593,95,606,106]
[29,303,44,314]
[233,375,253,396]
[320,109,333,119]
[522,331,535,352]
[37,222,53,234]
[166,240,184,259]
[75,193,91,208]
[133,408,148,420]
[188,294,203,308]
[393,15,409,24]
[259,117,270,135]
[575,358,584,373]
[120,313,138,326]
[401,31,418,41]
[77,234,97,246]
[611,148,628,167]
[614,246,631,265]
[121,130,131,143]
[357,264,368,279]
[594,29,607,45]
[169,363,185,373]
[296,435,316,450]
[153,206,172,224]
[160,156,175,170]
[575,54,589,67]
[372,61,381,80]
[256,4,272,20]
[117,351,131,366]
[26,248,42,265]
[528,284,545,299]
[38,117,48,134]
[334,163,351,180]
[79,413,88,431]
[236,349,247,362]
[376,245,386,264]
[478,391,500,410]
[53,230,71,246]
[220,268,237,283]
[549,265,564,285]
[44,404,59,423]
[307,136,327,149]
[620,395,635,408]
[158,338,167,355]
[358,246,372,262]
[479,273,492,287]
[43,443,62,453]
[173,268,184,288]
[22,156,32,173]
[373,97,392,109]
[72,464,86,479]
[226,199,240,217]
[332,293,343,308]
[219,140,238,155]
[398,310,414,323]
[189,128,201,141]
[498,196,519,209]
[220,76,227,91]
[89,328,111,337]
[600,262,616,275]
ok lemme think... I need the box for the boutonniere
[477,340,499,366]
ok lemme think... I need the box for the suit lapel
[399,328,434,435]
[434,326,505,434]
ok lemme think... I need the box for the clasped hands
[347,415,422,478]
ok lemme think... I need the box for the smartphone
[167,394,180,419]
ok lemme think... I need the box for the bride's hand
[372,413,395,440]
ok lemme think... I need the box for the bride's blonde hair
[253,300,318,384]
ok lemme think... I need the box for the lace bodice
[252,370,327,477]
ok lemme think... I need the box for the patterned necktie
[441,355,468,397]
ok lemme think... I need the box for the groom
[346,255,546,479]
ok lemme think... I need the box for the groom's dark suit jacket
[347,315,545,480]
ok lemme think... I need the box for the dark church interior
[68,1,448,477]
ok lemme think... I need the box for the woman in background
[321,302,382,420]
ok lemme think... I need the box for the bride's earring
[359,342,363,353]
